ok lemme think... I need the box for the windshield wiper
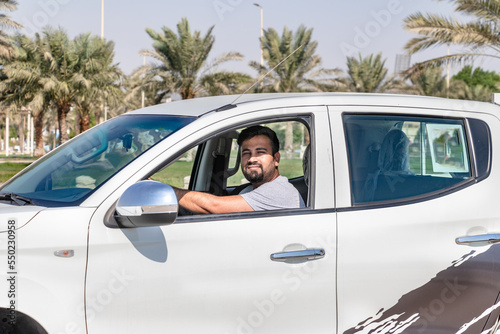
[0,193,34,206]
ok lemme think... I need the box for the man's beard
[243,164,264,183]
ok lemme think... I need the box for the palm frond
[454,0,500,23]
[404,1,500,81]
[404,52,500,78]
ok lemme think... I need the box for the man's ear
[274,152,280,166]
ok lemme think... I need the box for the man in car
[173,125,305,214]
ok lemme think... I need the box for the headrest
[378,129,410,172]
[302,144,311,186]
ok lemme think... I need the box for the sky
[8,0,498,77]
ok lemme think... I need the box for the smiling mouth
[246,163,262,170]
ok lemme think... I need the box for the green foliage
[341,53,391,93]
[410,66,447,97]
[0,0,21,59]
[137,17,249,101]
[1,27,122,155]
[453,66,500,92]
[340,53,410,94]
[456,83,493,102]
[71,33,123,133]
[249,25,340,93]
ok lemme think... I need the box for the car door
[331,106,500,334]
[85,106,337,333]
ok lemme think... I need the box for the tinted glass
[344,114,472,204]
[1,115,195,206]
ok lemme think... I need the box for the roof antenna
[229,42,306,105]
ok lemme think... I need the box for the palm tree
[35,27,122,143]
[122,73,158,110]
[38,27,81,144]
[453,64,500,91]
[72,33,122,133]
[409,66,451,97]
[403,0,500,74]
[249,25,340,93]
[199,71,252,96]
[0,0,21,155]
[0,33,49,156]
[458,84,493,101]
[0,0,21,60]
[2,28,122,152]
[137,17,250,101]
[340,53,403,93]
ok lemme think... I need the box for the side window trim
[466,117,492,182]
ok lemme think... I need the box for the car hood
[0,202,45,231]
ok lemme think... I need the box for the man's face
[240,135,280,188]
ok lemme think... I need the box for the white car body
[1,93,500,334]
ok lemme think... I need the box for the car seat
[362,129,412,202]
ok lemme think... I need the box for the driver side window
[150,119,311,210]
[151,147,198,189]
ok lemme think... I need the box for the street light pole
[5,110,9,157]
[101,0,104,40]
[253,3,263,68]
[101,0,107,122]
[446,44,450,99]
[253,3,263,89]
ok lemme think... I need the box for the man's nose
[247,154,259,162]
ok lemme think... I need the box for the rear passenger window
[344,115,473,204]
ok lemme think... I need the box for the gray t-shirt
[240,175,305,211]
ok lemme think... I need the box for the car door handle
[455,234,500,245]
[270,248,325,262]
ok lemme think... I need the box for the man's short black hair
[237,125,280,155]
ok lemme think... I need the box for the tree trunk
[34,111,45,158]
[79,111,90,134]
[58,101,71,145]
[94,109,102,125]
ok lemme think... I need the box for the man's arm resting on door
[173,188,253,214]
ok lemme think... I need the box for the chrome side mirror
[115,180,178,228]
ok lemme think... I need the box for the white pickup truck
[1,93,500,334]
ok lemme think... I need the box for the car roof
[125,92,500,117]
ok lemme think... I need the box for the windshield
[1,115,195,207]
